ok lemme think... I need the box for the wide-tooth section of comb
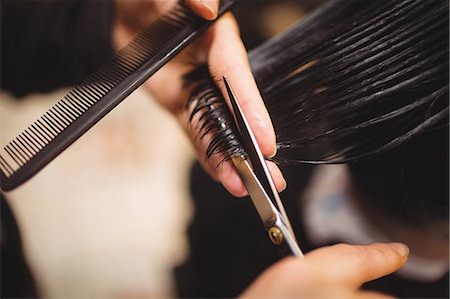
[0,0,241,191]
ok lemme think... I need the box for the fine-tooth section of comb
[0,0,241,191]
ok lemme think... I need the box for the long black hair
[186,0,449,226]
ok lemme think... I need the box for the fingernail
[238,189,249,198]
[267,147,277,159]
[200,0,218,19]
[388,243,410,258]
[232,180,248,198]
[279,177,287,192]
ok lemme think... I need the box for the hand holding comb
[0,0,241,191]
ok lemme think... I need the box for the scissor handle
[231,156,304,258]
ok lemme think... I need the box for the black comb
[0,0,241,191]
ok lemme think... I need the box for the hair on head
[185,0,449,226]
[187,0,448,165]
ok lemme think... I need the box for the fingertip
[267,145,277,159]
[268,162,287,192]
[369,243,409,266]
[186,0,218,20]
[259,126,277,158]
[278,177,287,193]
[388,243,410,260]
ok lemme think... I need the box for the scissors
[223,76,304,258]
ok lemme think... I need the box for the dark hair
[186,0,449,226]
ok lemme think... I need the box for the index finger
[206,14,277,157]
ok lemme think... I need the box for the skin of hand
[240,243,410,299]
[113,0,285,197]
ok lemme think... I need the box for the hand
[241,243,409,298]
[113,0,285,197]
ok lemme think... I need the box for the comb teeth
[0,0,241,191]
[0,73,117,177]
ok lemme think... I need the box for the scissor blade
[223,77,273,198]
[223,76,296,237]
[231,156,277,225]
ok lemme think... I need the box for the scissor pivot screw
[268,227,283,245]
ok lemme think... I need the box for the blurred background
[3,1,448,298]
[0,1,322,298]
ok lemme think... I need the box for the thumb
[185,0,219,20]
[304,243,409,287]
